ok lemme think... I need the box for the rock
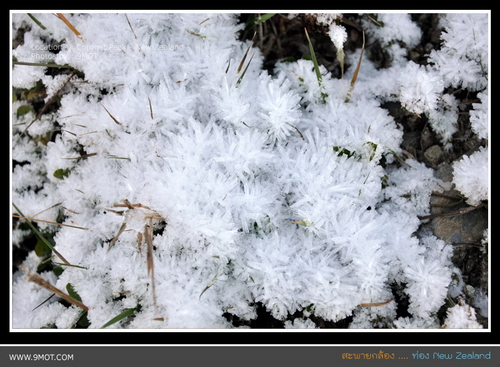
[424,144,444,168]
[430,206,487,244]
[434,162,454,182]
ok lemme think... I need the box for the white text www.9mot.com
[9,353,74,362]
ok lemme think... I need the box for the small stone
[464,284,475,298]
[420,126,434,151]
[434,162,454,183]
[424,144,444,167]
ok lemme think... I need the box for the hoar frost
[11,12,488,329]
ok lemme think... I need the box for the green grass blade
[12,203,71,265]
[100,308,137,329]
[66,283,82,302]
[54,262,88,270]
[304,28,328,102]
[27,13,47,30]
[255,13,276,25]
[304,28,323,85]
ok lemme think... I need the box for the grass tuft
[106,200,164,316]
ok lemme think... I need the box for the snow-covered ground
[11,12,489,329]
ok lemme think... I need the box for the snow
[11,11,489,329]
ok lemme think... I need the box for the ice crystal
[452,146,488,206]
[11,11,488,329]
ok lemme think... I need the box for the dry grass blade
[365,14,383,27]
[237,32,256,73]
[31,202,62,217]
[199,273,218,300]
[63,152,98,160]
[125,14,137,39]
[148,97,154,119]
[345,31,365,103]
[55,13,82,39]
[350,31,365,85]
[236,51,256,86]
[113,199,154,211]
[357,297,394,307]
[137,232,143,252]
[32,294,55,311]
[125,14,146,56]
[12,203,72,265]
[100,103,122,125]
[144,218,158,313]
[144,220,153,277]
[12,215,88,230]
[106,199,164,315]
[108,221,127,251]
[185,29,206,39]
[19,266,89,311]
[13,61,75,69]
[288,123,305,140]
[23,70,77,135]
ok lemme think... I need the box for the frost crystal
[452,147,488,206]
[11,12,488,329]
[429,13,488,91]
[470,91,489,140]
[442,299,483,329]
